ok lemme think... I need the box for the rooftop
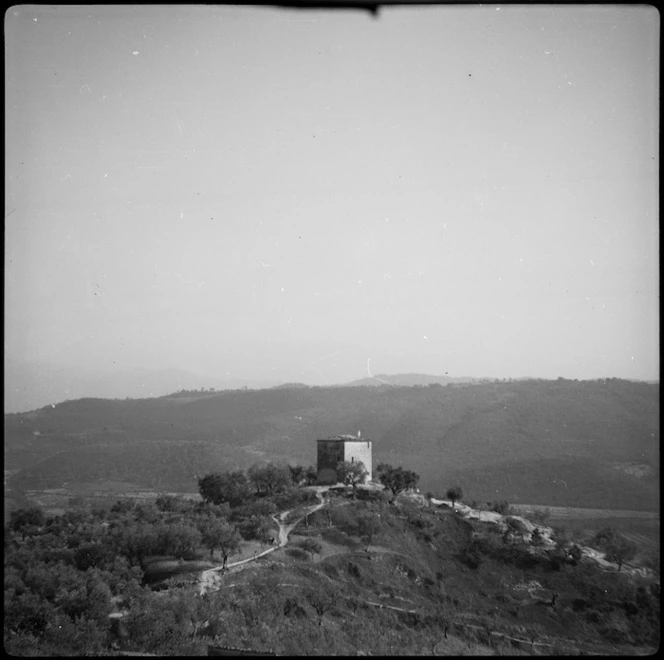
[317,435,370,442]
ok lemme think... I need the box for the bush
[354,488,390,503]
[504,516,527,533]
[459,548,482,569]
[488,500,511,515]
[286,547,309,561]
[273,488,318,510]
[10,507,46,536]
[283,598,307,618]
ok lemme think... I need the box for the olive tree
[336,460,368,499]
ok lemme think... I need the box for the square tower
[316,434,372,485]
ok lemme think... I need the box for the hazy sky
[5,4,659,387]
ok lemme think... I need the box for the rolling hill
[4,378,659,512]
[344,373,479,387]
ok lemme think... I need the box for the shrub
[459,548,482,569]
[273,488,318,510]
[530,527,544,546]
[504,516,527,533]
[286,547,308,561]
[488,500,510,515]
[283,598,307,618]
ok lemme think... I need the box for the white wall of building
[343,441,372,482]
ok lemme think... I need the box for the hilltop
[4,378,659,513]
[344,372,478,387]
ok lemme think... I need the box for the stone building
[316,434,372,485]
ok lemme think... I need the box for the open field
[512,503,660,547]
[512,504,660,519]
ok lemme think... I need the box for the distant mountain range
[344,373,480,387]
[4,377,659,512]
[4,358,658,415]
[3,359,281,413]
[4,359,496,414]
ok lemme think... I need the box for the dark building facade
[316,434,373,485]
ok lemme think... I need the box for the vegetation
[591,527,639,572]
[4,469,660,656]
[2,378,660,654]
[4,378,659,511]
[335,460,368,498]
[446,485,463,508]
[198,471,251,507]
[375,463,420,500]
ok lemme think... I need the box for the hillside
[4,485,659,656]
[4,378,659,512]
[3,358,281,414]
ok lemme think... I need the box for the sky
[4,3,660,397]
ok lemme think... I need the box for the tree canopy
[248,462,292,496]
[198,471,251,507]
[336,460,368,497]
[375,463,420,498]
[445,486,463,507]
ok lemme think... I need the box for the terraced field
[512,503,660,546]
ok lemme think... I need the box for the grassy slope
[189,493,658,656]
[4,379,659,510]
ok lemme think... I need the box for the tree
[248,462,292,496]
[288,464,306,487]
[110,499,135,515]
[305,585,336,626]
[155,495,182,513]
[193,501,231,520]
[43,613,110,656]
[262,462,292,494]
[53,572,113,623]
[238,515,274,547]
[157,523,202,560]
[304,465,318,485]
[248,463,269,496]
[591,526,618,548]
[9,507,46,539]
[5,591,57,637]
[489,500,510,515]
[198,471,251,507]
[530,527,544,547]
[603,536,638,572]
[198,519,241,560]
[375,463,420,500]
[446,486,463,508]
[357,512,381,552]
[336,460,368,499]
[74,543,112,571]
[115,525,160,566]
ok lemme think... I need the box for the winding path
[198,488,328,595]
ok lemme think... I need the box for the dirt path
[198,488,328,595]
[430,497,653,577]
